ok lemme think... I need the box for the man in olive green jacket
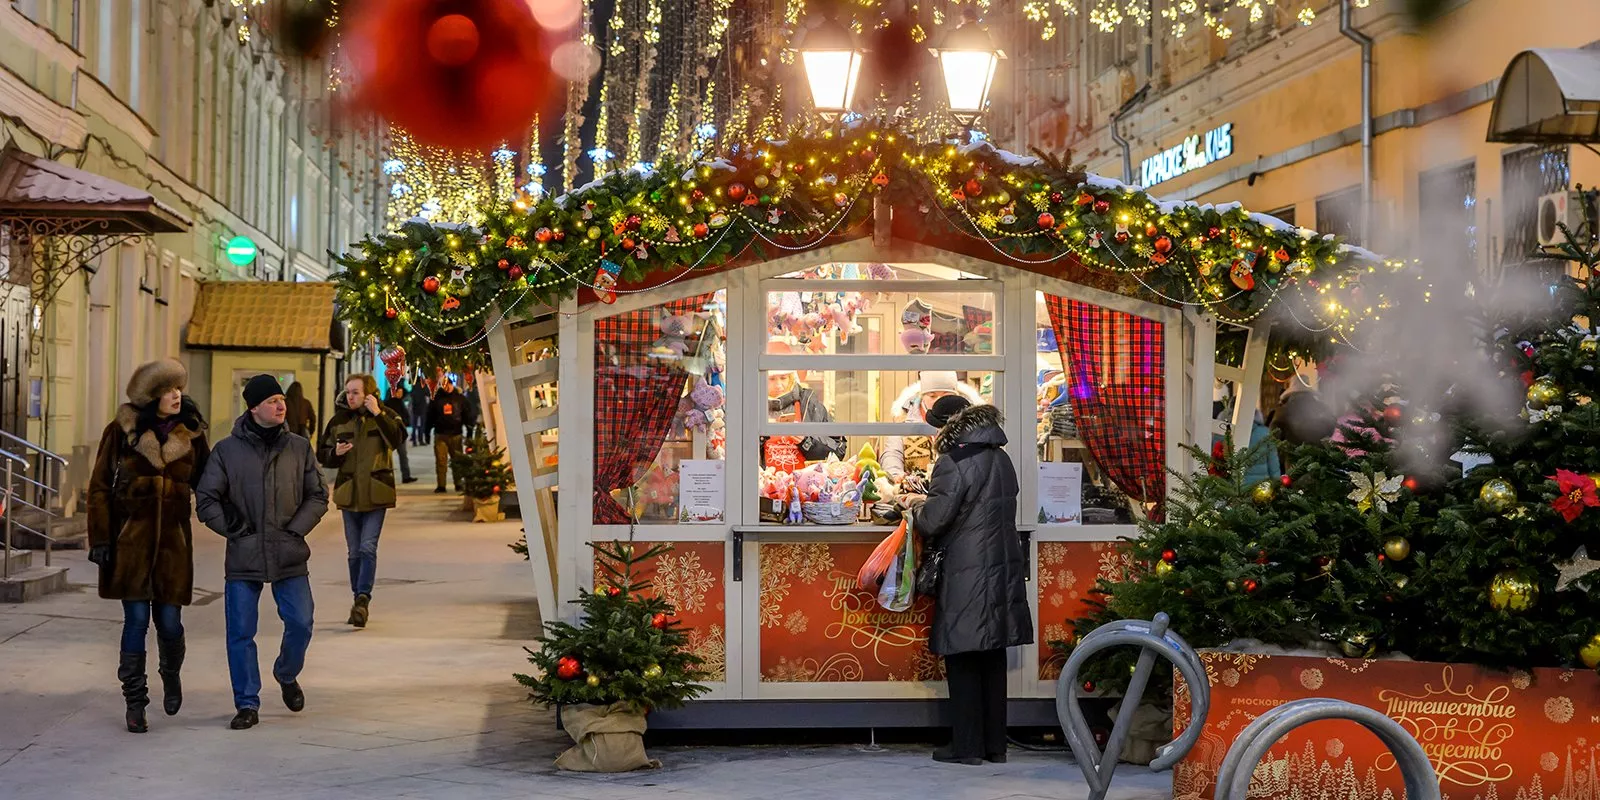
[317,374,405,628]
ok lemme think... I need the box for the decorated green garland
[334,124,1400,365]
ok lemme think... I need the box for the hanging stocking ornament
[594,259,622,304]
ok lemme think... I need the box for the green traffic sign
[225,236,257,266]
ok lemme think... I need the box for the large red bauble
[345,0,564,151]
[556,658,582,680]
[426,14,481,66]
[651,613,670,629]
[422,275,441,294]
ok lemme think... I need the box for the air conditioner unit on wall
[1537,191,1589,247]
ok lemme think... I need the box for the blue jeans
[342,509,386,597]
[224,576,314,711]
[120,601,183,653]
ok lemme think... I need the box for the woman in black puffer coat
[915,399,1033,765]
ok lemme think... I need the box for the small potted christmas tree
[451,435,512,522]
[516,540,709,771]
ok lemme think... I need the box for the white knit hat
[918,370,959,395]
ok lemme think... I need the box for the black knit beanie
[925,395,972,429]
[242,374,285,410]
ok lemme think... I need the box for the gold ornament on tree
[642,664,663,679]
[1154,560,1174,578]
[1580,634,1600,669]
[1478,479,1518,513]
[1489,569,1539,612]
[1383,537,1411,561]
[586,674,602,688]
[1527,378,1563,410]
[1251,480,1277,504]
[1338,633,1376,659]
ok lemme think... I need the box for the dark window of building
[1266,206,1296,228]
[1419,161,1479,273]
[1501,145,1570,266]
[1316,187,1363,247]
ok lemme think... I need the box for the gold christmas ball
[586,674,601,687]
[754,175,770,189]
[1527,378,1562,410]
[1580,634,1600,669]
[1489,569,1540,613]
[1251,480,1277,505]
[1338,633,1376,659]
[1478,479,1518,513]
[586,226,603,240]
[642,664,663,679]
[1154,560,1174,578]
[1583,339,1598,354]
[1383,537,1411,561]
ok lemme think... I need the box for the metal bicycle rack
[1055,613,1441,800]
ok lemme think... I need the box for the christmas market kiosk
[333,125,1390,729]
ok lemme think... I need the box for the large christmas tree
[1070,191,1600,681]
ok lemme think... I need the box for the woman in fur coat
[87,359,210,733]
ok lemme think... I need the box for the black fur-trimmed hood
[934,404,1006,453]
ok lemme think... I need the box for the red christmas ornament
[651,613,671,629]
[1242,579,1259,593]
[496,258,510,270]
[1050,192,1064,204]
[1160,549,1176,563]
[1092,200,1111,214]
[872,172,890,188]
[553,229,566,241]
[556,658,582,680]
[791,162,805,174]
[1151,253,1168,265]
[1280,474,1293,487]
[621,238,636,251]
[422,275,441,294]
[1402,477,1419,492]
[1207,226,1222,240]
[964,179,983,197]
[728,183,747,201]
[507,265,524,281]
[385,307,398,319]
[692,188,705,201]
[1145,223,1159,237]
[1274,248,1291,262]
[1256,550,1270,565]
[1383,405,1404,423]
[533,228,553,244]
[607,586,623,596]
[1154,236,1173,254]
[441,296,462,312]
[951,189,966,202]
[425,14,481,66]
[626,215,641,230]
[1037,213,1055,229]
[1115,231,1130,244]
[492,485,502,493]
[1074,193,1094,206]
[692,223,709,238]
[1082,680,1095,693]
[345,0,562,151]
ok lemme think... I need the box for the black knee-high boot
[118,652,149,733]
[157,636,185,716]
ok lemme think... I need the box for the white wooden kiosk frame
[492,234,1266,729]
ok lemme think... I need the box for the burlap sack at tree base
[554,702,661,772]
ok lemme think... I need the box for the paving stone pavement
[0,472,1170,800]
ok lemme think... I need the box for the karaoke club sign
[1141,122,1234,187]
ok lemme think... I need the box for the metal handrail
[9,473,54,495]
[0,449,28,469]
[0,430,67,465]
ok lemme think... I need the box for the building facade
[988,0,1600,276]
[0,0,384,495]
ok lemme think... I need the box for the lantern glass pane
[939,50,998,113]
[801,50,863,112]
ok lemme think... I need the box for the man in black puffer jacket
[195,374,329,731]
[914,398,1032,766]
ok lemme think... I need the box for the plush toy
[794,466,828,502]
[963,321,994,354]
[652,313,696,359]
[639,465,677,519]
[901,327,934,354]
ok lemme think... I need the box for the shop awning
[1488,48,1600,144]
[0,145,190,234]
[186,281,340,353]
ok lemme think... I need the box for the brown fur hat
[126,359,188,407]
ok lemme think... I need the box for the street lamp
[929,11,1005,128]
[794,15,864,122]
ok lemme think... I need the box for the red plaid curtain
[1043,295,1166,513]
[592,293,716,523]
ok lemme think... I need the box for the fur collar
[116,399,204,469]
[889,381,985,421]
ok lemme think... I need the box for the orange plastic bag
[857,519,908,591]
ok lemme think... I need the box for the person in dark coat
[284,381,316,442]
[913,398,1032,765]
[426,377,474,493]
[319,374,407,628]
[409,381,432,446]
[195,374,329,731]
[86,359,210,733]
[382,383,417,484]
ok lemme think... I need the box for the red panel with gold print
[1036,541,1131,680]
[593,542,726,681]
[758,542,945,683]
[1172,652,1600,799]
